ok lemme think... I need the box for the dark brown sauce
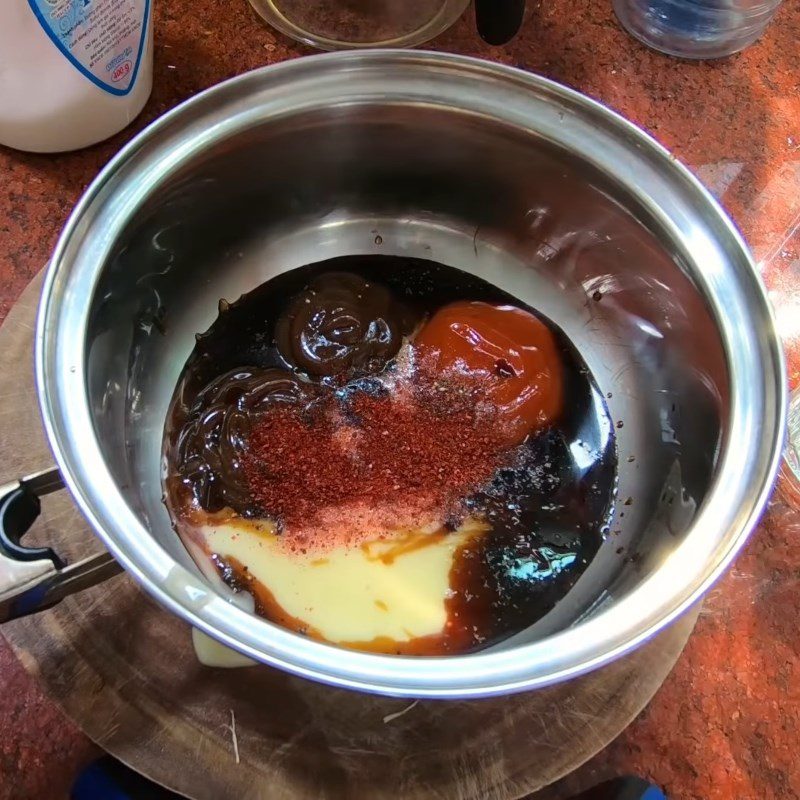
[275,271,416,378]
[166,368,318,514]
[164,256,617,656]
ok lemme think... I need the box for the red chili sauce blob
[414,301,563,444]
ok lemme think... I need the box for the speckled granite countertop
[1,1,799,798]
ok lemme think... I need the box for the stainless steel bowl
[33,51,785,697]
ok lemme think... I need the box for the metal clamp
[0,467,122,623]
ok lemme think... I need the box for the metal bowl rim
[35,50,787,698]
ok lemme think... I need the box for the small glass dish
[248,0,470,50]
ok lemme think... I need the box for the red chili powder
[243,373,510,552]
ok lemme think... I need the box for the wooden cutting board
[0,272,697,800]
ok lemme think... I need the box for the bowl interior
[85,101,728,645]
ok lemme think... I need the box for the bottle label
[27,0,150,96]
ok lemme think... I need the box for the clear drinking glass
[249,0,471,50]
[613,0,784,58]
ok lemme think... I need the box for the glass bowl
[248,0,470,49]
